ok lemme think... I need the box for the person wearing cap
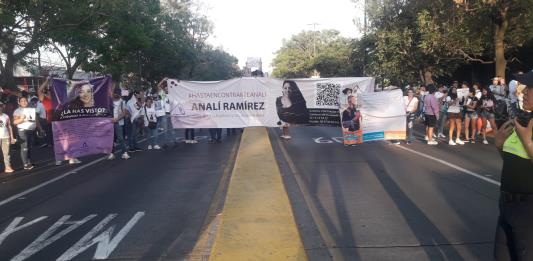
[493,70,533,260]
[0,102,15,173]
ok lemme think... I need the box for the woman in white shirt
[144,97,160,150]
[0,103,15,173]
[13,96,40,170]
[404,89,418,144]
[446,87,465,145]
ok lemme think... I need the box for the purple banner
[51,76,113,160]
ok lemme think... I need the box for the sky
[202,0,364,73]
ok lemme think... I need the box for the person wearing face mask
[493,70,533,261]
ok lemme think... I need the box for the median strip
[209,127,307,261]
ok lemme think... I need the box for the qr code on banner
[315,83,340,107]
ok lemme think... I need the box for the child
[0,102,15,173]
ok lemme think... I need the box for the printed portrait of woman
[276,80,309,124]
[65,82,95,109]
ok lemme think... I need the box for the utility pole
[307,23,320,77]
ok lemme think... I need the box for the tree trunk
[0,53,16,89]
[494,9,508,78]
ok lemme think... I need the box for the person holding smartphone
[493,71,533,261]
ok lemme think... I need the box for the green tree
[272,30,356,78]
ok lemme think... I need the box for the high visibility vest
[503,130,531,159]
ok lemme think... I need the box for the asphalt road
[0,124,503,261]
[0,130,241,261]
[269,125,502,261]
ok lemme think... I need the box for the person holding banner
[108,90,130,160]
[404,89,419,144]
[127,92,145,152]
[0,102,15,173]
[13,96,41,170]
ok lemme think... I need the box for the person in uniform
[494,70,533,261]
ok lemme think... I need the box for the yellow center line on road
[209,127,307,261]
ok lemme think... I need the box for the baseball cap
[515,70,533,87]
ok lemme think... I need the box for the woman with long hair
[446,86,465,145]
[464,87,479,143]
[276,80,309,139]
[480,87,498,144]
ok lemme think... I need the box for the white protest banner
[355,89,406,143]
[167,77,375,128]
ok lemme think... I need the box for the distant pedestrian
[127,92,145,153]
[435,84,448,138]
[210,128,223,143]
[108,90,130,160]
[423,85,439,145]
[37,77,54,148]
[404,89,418,144]
[480,87,498,145]
[144,97,160,150]
[508,71,523,118]
[0,103,15,173]
[464,87,479,143]
[185,128,197,143]
[446,86,465,145]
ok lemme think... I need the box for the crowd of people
[0,77,240,174]
[402,73,528,146]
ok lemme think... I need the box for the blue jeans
[437,111,448,135]
[147,126,158,146]
[210,128,222,141]
[159,115,175,143]
[129,118,143,149]
[18,129,34,166]
[406,113,415,142]
[185,129,195,140]
[114,123,126,153]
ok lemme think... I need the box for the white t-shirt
[127,101,144,123]
[446,96,461,113]
[154,99,165,117]
[144,105,157,127]
[113,100,126,126]
[404,96,418,113]
[0,114,11,139]
[163,95,171,113]
[13,107,37,130]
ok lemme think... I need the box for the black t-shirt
[501,152,533,194]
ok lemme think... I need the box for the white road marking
[11,214,96,261]
[392,144,501,186]
[58,212,144,260]
[0,217,47,246]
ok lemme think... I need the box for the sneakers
[424,135,429,141]
[456,139,465,145]
[185,140,191,144]
[190,140,198,144]
[69,158,81,165]
[449,140,457,146]
[281,135,292,139]
[107,154,116,160]
[153,145,161,150]
[121,152,131,159]
[438,133,446,138]
[23,164,34,170]
[427,140,438,145]
[483,139,489,145]
[148,145,153,150]
[55,160,63,166]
